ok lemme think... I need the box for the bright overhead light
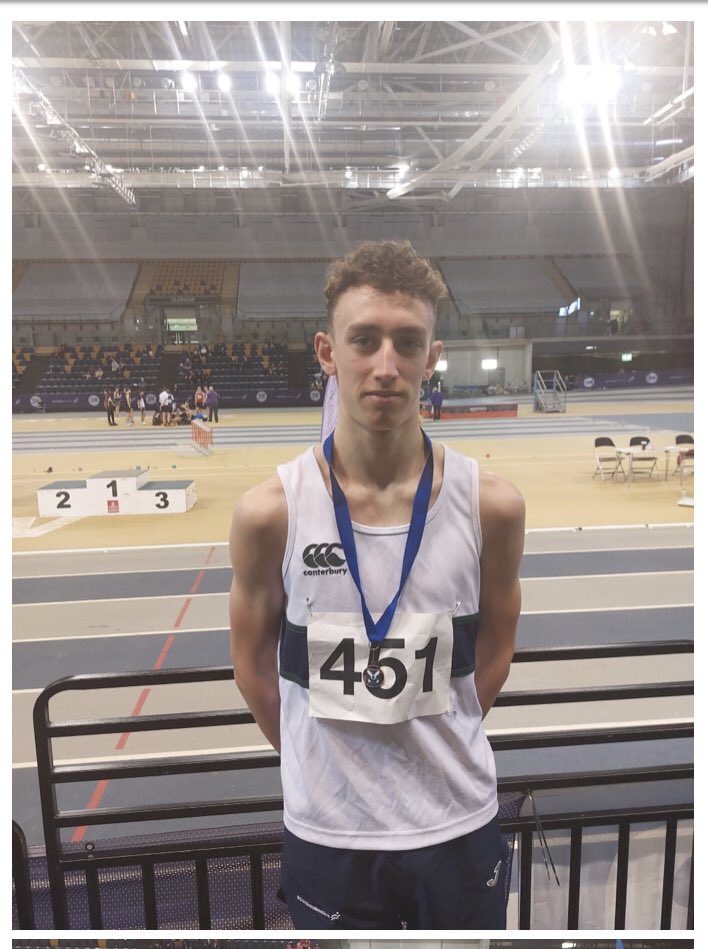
[560,65,621,106]
[661,21,678,36]
[37,163,46,171]
[177,21,188,37]
[180,72,197,93]
[217,164,226,171]
[217,73,231,93]
[481,358,498,371]
[264,72,280,96]
[266,71,301,97]
[608,166,621,179]
[621,353,633,362]
[436,359,448,372]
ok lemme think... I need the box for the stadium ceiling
[12,19,694,211]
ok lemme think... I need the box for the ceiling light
[37,163,46,171]
[608,167,621,179]
[264,73,280,96]
[436,359,448,372]
[177,21,188,37]
[481,359,498,370]
[217,73,231,93]
[560,65,621,106]
[180,72,197,93]
[661,21,678,36]
[217,164,226,171]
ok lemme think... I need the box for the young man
[229,240,525,930]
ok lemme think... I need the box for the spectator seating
[34,345,162,395]
[150,260,225,299]
[12,346,33,390]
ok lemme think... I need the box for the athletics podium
[37,468,197,517]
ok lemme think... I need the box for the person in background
[430,383,444,420]
[206,385,220,423]
[104,387,117,426]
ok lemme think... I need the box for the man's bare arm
[229,476,288,753]
[474,472,526,717]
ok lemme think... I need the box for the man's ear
[314,330,337,377]
[423,340,444,380]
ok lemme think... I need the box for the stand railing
[15,640,693,930]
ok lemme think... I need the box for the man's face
[315,285,443,432]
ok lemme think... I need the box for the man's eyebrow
[346,322,428,337]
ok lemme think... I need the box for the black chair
[593,436,626,481]
[628,436,659,479]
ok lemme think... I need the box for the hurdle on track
[191,419,214,455]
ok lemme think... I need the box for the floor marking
[521,603,693,615]
[522,570,693,582]
[13,626,229,644]
[13,743,275,770]
[526,523,692,533]
[70,554,209,843]
[13,540,229,556]
[12,591,227,608]
[13,563,228,581]
[486,716,694,736]
[12,516,87,538]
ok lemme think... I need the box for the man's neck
[330,418,428,490]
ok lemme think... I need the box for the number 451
[319,637,438,698]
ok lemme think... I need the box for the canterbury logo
[302,543,346,569]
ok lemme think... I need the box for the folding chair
[673,434,694,479]
[628,435,659,479]
[593,436,626,480]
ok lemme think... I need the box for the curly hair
[323,240,449,325]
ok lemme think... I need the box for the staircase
[533,369,567,413]
[156,350,182,391]
[15,354,51,394]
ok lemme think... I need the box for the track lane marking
[70,560,210,843]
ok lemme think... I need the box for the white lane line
[526,523,692,533]
[521,603,693,614]
[12,591,228,608]
[486,716,694,736]
[522,570,693,581]
[13,540,229,556]
[12,743,276,769]
[523,545,692,556]
[14,563,229,580]
[13,626,228,644]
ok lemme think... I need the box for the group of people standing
[102,382,220,427]
[103,386,146,427]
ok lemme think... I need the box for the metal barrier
[19,640,693,930]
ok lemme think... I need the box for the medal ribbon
[322,429,434,645]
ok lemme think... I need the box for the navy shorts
[279,816,509,930]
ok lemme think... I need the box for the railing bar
[12,821,35,929]
[513,641,693,662]
[142,862,158,929]
[195,856,212,929]
[496,682,693,706]
[51,753,280,782]
[45,709,256,737]
[660,816,678,929]
[55,797,284,827]
[250,853,266,929]
[687,838,694,929]
[614,821,630,929]
[519,828,533,930]
[85,863,103,928]
[567,826,582,929]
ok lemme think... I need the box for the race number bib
[307,611,453,724]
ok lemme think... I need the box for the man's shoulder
[232,474,288,535]
[478,469,525,526]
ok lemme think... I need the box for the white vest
[276,443,498,850]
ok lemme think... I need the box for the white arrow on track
[12,516,86,538]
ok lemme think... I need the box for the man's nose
[373,339,398,378]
